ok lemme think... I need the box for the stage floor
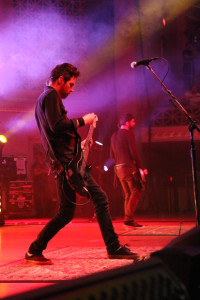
[0,217,196,299]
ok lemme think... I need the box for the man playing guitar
[25,63,138,264]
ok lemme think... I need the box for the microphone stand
[146,64,200,225]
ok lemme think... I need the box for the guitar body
[65,115,98,199]
[77,151,91,178]
[132,162,146,191]
[65,158,91,198]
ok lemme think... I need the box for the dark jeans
[29,172,120,255]
[116,166,142,222]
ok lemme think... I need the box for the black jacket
[110,129,142,169]
[35,86,84,164]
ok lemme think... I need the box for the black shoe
[107,245,139,260]
[25,253,52,265]
[124,220,143,227]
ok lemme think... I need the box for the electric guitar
[132,162,147,191]
[78,115,98,177]
[65,116,98,198]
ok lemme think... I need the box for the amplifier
[0,157,27,182]
[7,181,33,216]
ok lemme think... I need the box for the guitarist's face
[59,76,77,99]
[127,118,135,129]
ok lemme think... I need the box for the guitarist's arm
[44,92,85,132]
[129,132,143,170]
[128,132,148,180]
[45,96,95,133]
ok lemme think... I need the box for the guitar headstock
[93,115,98,128]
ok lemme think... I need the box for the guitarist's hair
[50,63,80,83]
[119,113,135,126]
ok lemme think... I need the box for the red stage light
[162,17,166,27]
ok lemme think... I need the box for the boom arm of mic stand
[147,64,200,225]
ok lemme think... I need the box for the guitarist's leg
[116,166,133,222]
[126,178,142,221]
[119,179,132,222]
[85,174,121,253]
[28,173,76,255]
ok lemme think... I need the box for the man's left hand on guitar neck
[83,113,97,125]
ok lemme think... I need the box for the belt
[115,164,128,169]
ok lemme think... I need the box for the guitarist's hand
[83,113,97,125]
[139,168,148,183]
[81,138,93,150]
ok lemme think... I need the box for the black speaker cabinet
[0,213,4,226]
[0,157,17,181]
[152,225,200,300]
[0,157,27,182]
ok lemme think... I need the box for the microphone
[130,57,160,68]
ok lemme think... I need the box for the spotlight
[0,135,7,158]
[95,141,103,146]
[93,141,103,152]
[0,135,7,144]
[103,158,114,172]
[104,166,109,172]
[162,17,166,27]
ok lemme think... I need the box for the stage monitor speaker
[3,257,189,300]
[151,225,200,300]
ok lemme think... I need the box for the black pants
[29,173,120,255]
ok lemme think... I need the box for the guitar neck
[79,115,98,177]
[82,125,94,163]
